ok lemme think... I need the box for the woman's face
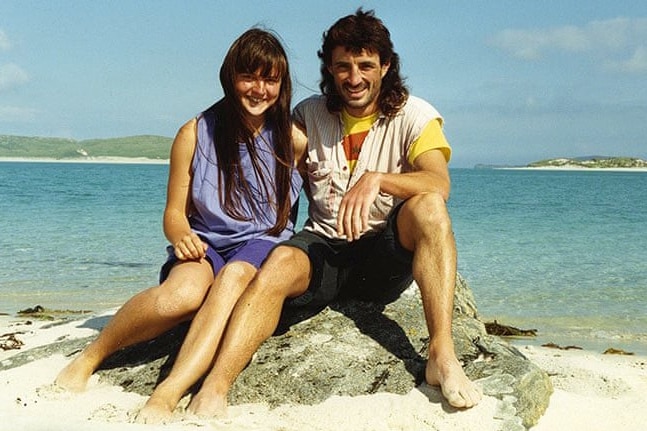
[234,67,282,128]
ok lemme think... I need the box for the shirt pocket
[306,160,336,216]
[371,192,394,221]
[307,160,332,178]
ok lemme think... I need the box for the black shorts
[283,204,413,309]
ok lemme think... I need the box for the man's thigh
[281,230,348,309]
[341,204,414,302]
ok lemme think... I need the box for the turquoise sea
[1,162,646,354]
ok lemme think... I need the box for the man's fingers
[352,205,363,240]
[337,202,347,237]
[338,196,373,241]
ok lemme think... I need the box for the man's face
[328,46,390,117]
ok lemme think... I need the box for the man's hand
[337,171,382,241]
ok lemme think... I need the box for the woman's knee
[154,278,209,318]
[212,261,256,295]
[218,261,255,281]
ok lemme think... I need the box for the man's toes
[444,388,467,408]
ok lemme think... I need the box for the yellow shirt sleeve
[407,119,451,165]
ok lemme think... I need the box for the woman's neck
[246,115,265,134]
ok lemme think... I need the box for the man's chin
[342,98,369,109]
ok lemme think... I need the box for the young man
[187,9,482,417]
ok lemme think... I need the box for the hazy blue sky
[1,1,646,167]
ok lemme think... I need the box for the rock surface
[2,274,552,429]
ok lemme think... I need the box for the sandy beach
[0,156,169,165]
[1,312,645,431]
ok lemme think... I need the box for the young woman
[55,29,304,423]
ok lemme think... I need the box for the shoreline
[0,156,169,165]
[2,312,646,430]
[3,157,647,170]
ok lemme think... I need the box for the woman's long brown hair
[212,28,294,236]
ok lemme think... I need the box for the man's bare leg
[398,193,482,408]
[55,260,213,392]
[186,246,311,418]
[135,262,256,424]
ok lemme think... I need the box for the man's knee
[399,193,453,242]
[254,245,311,298]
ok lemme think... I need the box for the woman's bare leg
[54,259,214,392]
[186,246,311,418]
[135,262,256,424]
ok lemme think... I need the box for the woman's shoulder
[174,118,198,144]
[189,102,221,134]
[171,118,198,156]
[180,117,198,133]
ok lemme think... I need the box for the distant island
[476,156,647,170]
[0,135,173,161]
[527,156,647,169]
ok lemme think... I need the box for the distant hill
[527,156,647,169]
[0,135,173,160]
[475,156,647,169]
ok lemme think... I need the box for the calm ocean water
[1,162,646,354]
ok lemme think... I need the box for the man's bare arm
[336,149,450,240]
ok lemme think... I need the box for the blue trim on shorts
[159,238,277,283]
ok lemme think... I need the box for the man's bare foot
[186,391,228,419]
[54,355,94,392]
[135,397,174,425]
[425,354,482,408]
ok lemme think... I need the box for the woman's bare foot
[54,355,95,392]
[135,397,175,425]
[186,391,228,419]
[425,353,482,408]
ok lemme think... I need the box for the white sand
[1,314,646,431]
[0,156,168,164]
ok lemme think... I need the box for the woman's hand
[174,232,208,260]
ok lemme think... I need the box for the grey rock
[1,274,552,429]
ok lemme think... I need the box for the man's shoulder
[388,95,443,129]
[295,94,327,111]
[401,95,441,118]
[294,95,335,126]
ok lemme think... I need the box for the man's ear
[381,61,391,78]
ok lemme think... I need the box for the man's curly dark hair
[318,8,408,117]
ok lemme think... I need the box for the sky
[1,1,646,167]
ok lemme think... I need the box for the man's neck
[342,107,379,121]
